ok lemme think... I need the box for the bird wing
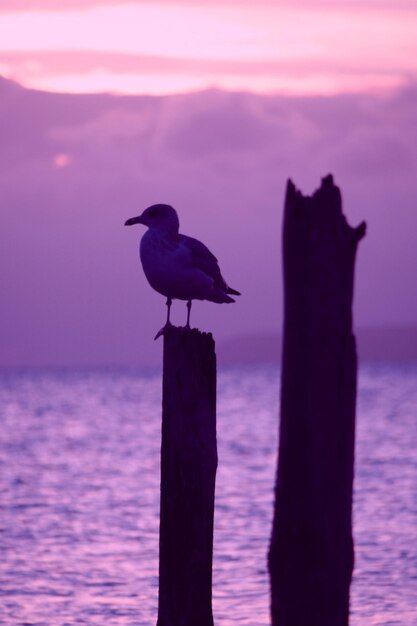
[179,234,227,290]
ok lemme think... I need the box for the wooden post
[268,175,366,626]
[157,326,217,626]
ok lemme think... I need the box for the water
[0,364,416,625]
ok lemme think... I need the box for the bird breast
[139,229,212,300]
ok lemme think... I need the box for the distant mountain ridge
[217,327,417,365]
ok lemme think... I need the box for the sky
[1,1,417,367]
[1,0,417,96]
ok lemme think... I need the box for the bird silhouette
[125,204,240,338]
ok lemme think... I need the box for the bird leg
[166,297,172,325]
[185,299,192,329]
[154,297,173,340]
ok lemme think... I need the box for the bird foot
[154,321,173,341]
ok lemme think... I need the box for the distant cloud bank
[1,77,416,366]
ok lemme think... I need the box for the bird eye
[148,205,163,218]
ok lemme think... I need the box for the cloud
[0,50,382,77]
[0,78,416,366]
[2,49,412,99]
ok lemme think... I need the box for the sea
[0,363,416,626]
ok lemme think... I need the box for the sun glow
[53,153,72,168]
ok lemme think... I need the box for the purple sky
[1,77,416,366]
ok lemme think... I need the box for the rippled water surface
[1,364,416,625]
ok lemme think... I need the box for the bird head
[125,204,179,232]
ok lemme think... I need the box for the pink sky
[1,0,416,96]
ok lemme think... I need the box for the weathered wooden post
[268,175,366,626]
[157,325,217,626]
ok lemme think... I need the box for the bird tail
[208,284,241,303]
[207,289,236,304]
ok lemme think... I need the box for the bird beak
[124,215,144,226]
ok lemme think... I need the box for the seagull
[125,204,240,338]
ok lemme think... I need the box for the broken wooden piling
[157,326,217,626]
[268,175,366,626]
